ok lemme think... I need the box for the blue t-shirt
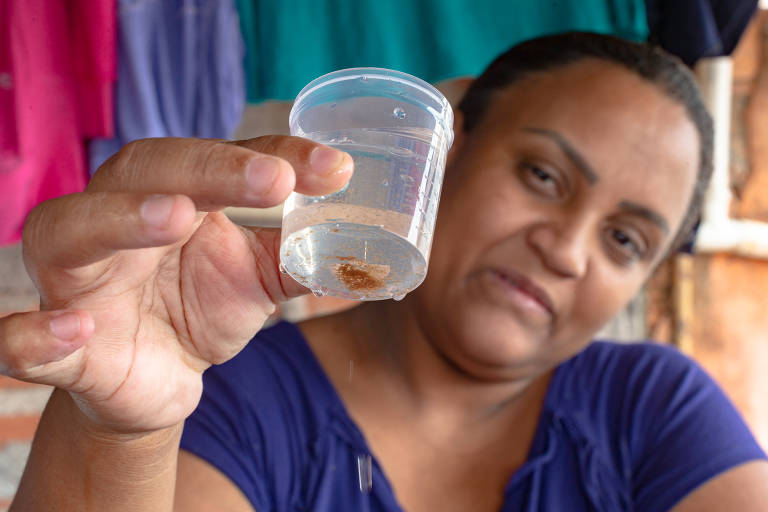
[180,321,766,511]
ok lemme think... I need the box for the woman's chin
[436,311,553,380]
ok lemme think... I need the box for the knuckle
[249,135,294,157]
[21,203,45,245]
[259,135,284,154]
[0,315,31,377]
[22,193,93,268]
[199,139,233,165]
[3,354,28,379]
[89,139,144,189]
[119,138,145,155]
[23,196,59,232]
[22,197,62,257]
[232,135,311,167]
[191,143,225,188]
[195,140,251,181]
[117,138,148,161]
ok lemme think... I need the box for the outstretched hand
[0,136,352,433]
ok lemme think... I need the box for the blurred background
[1,0,768,508]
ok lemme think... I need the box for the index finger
[89,137,353,211]
[230,137,353,196]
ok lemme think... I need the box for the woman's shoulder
[548,340,718,429]
[546,342,766,512]
[559,340,702,393]
[573,338,694,370]
[548,339,762,465]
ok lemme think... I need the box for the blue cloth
[644,0,758,67]
[88,0,246,173]
[181,321,766,511]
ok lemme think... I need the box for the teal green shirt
[235,0,649,103]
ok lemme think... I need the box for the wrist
[50,385,181,437]
[12,389,184,512]
[55,388,184,475]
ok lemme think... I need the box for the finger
[91,137,296,210]
[24,192,197,269]
[90,137,352,211]
[0,310,93,386]
[232,136,354,196]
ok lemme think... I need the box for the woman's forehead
[476,61,699,168]
[484,60,677,125]
[464,60,700,228]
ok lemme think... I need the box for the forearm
[10,389,183,512]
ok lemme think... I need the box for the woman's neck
[304,299,552,436]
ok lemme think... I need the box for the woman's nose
[526,219,590,279]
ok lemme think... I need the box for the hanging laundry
[0,3,18,173]
[234,0,650,104]
[0,0,116,245]
[645,0,759,66]
[88,0,246,173]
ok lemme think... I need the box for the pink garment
[0,0,116,245]
[0,1,18,172]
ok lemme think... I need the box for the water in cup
[280,68,453,300]
[281,125,447,300]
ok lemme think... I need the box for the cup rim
[289,67,453,131]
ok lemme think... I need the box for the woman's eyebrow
[522,127,599,185]
[618,200,669,233]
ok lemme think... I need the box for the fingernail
[50,313,81,341]
[141,195,175,228]
[310,146,349,175]
[246,156,280,194]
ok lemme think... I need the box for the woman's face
[414,59,700,380]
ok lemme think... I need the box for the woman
[5,33,768,511]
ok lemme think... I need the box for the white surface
[0,442,30,501]
[0,387,52,417]
[225,205,283,228]
[694,58,768,258]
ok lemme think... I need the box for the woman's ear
[446,109,466,166]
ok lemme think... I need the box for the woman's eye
[520,163,561,196]
[606,228,647,264]
[532,167,552,182]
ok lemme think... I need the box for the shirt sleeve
[624,344,767,511]
[180,360,270,511]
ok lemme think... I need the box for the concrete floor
[0,244,38,314]
[0,244,40,510]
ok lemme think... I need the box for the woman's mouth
[487,269,555,319]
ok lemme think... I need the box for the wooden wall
[649,10,768,449]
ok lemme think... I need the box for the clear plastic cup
[280,67,454,301]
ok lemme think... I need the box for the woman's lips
[488,269,555,317]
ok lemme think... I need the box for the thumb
[0,310,93,386]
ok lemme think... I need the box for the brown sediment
[333,258,390,293]
[335,264,382,292]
